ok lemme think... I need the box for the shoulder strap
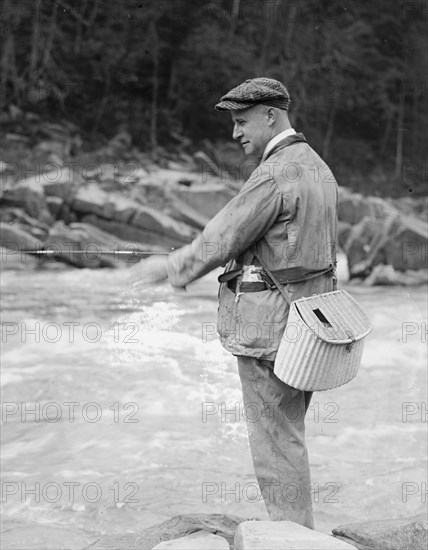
[251,246,292,305]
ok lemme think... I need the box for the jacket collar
[263,132,307,162]
[262,128,297,160]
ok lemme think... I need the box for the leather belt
[227,279,268,293]
[263,264,335,285]
[219,267,269,293]
[220,264,335,294]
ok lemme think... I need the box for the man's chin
[242,146,261,160]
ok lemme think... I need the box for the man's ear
[266,107,277,126]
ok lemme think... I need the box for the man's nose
[233,124,243,141]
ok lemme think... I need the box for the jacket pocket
[217,283,289,358]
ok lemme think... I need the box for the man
[133,78,338,528]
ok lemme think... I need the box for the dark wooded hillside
[1,0,427,196]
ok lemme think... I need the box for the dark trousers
[237,356,314,529]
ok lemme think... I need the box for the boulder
[364,264,428,286]
[344,216,385,275]
[81,215,191,249]
[163,193,210,230]
[0,222,44,253]
[338,190,374,225]
[332,515,428,550]
[1,185,52,224]
[338,188,397,225]
[129,183,209,229]
[366,196,397,219]
[72,184,197,246]
[3,166,79,214]
[58,202,78,225]
[234,521,357,549]
[45,221,160,268]
[0,210,49,257]
[40,168,79,199]
[46,196,64,219]
[9,172,44,195]
[106,196,138,224]
[131,204,197,245]
[152,531,229,549]
[382,215,427,271]
[1,207,50,234]
[129,182,169,210]
[338,188,427,280]
[338,221,352,250]
[20,168,67,196]
[169,183,235,219]
[114,165,150,188]
[390,196,428,220]
[71,183,111,217]
[194,151,223,178]
[155,168,201,188]
[345,212,428,277]
[85,514,245,550]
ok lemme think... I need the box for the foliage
[0,0,426,196]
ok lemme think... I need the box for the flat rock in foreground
[86,514,245,550]
[152,531,229,549]
[235,521,357,549]
[332,515,428,550]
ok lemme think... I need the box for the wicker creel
[274,290,372,391]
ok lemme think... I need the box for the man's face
[231,106,272,158]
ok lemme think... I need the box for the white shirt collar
[262,128,296,162]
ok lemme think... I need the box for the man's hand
[129,256,168,287]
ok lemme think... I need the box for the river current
[1,255,427,549]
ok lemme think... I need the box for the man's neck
[262,127,296,162]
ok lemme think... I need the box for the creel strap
[250,246,292,305]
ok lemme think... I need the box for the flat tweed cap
[215,77,290,111]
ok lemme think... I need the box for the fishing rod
[21,249,172,256]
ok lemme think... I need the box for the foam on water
[1,266,427,544]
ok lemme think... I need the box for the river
[1,256,427,549]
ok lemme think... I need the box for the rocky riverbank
[337,187,427,285]
[1,126,426,283]
[83,513,427,549]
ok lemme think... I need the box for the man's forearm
[166,234,231,287]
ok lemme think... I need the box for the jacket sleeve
[166,164,289,287]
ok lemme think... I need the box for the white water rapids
[1,257,426,548]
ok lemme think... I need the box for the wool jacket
[167,133,338,360]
